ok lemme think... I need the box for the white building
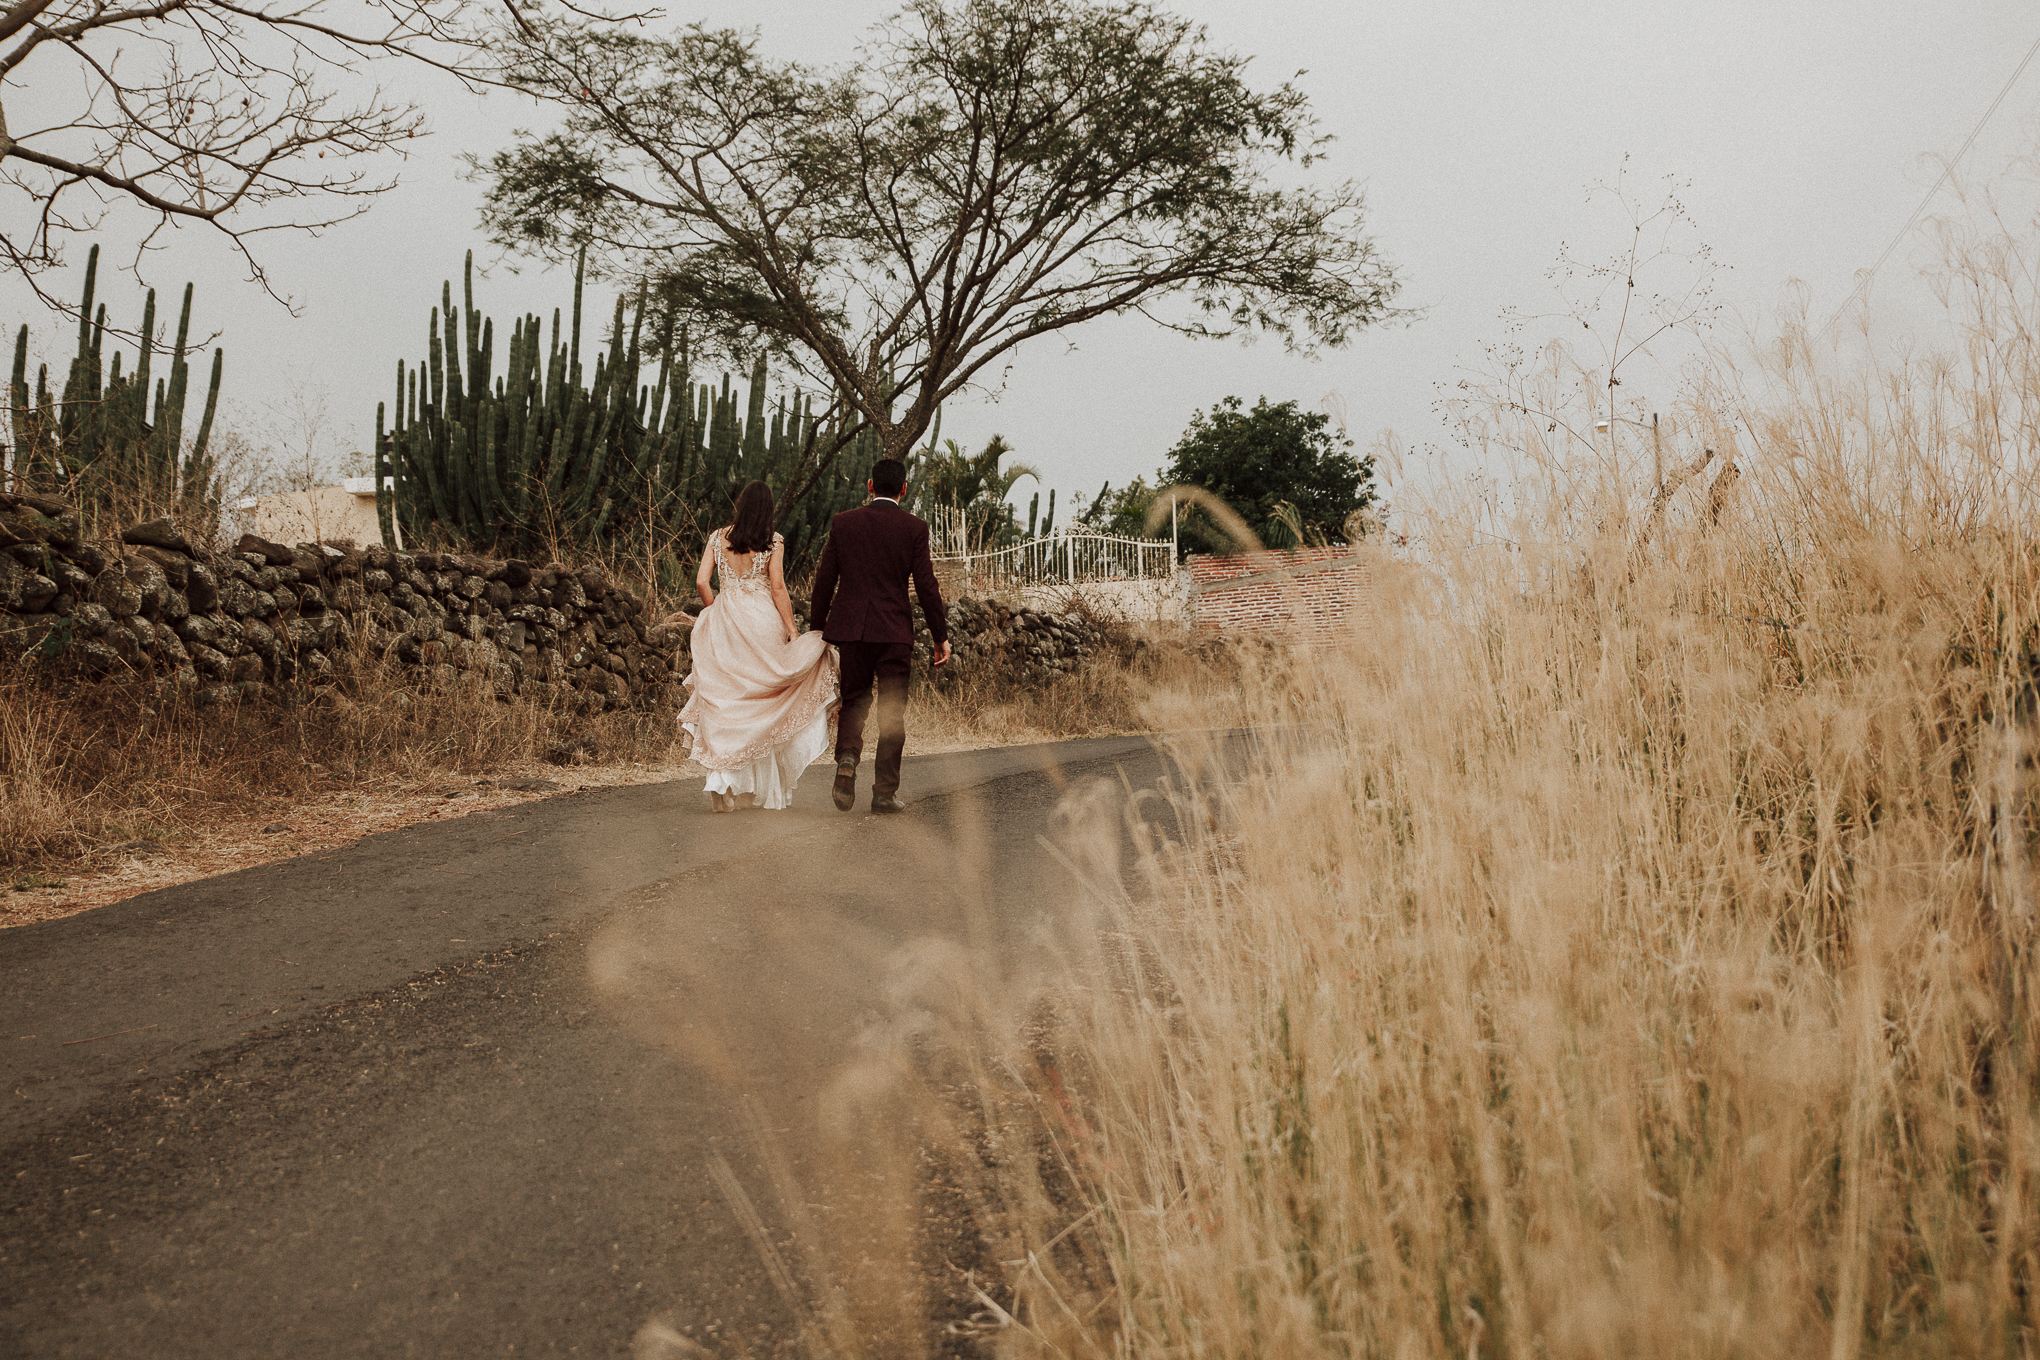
[235,477,398,548]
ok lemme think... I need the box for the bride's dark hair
[726,480,775,554]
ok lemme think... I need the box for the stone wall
[0,492,1130,711]
[915,595,1120,679]
[0,493,689,712]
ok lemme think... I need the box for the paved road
[0,735,1199,1358]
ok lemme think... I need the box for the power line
[1815,26,2040,347]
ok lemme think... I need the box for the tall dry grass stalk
[0,639,675,869]
[979,204,2040,1355]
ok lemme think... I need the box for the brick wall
[1184,545,1371,641]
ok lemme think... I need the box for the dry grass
[0,669,679,868]
[915,626,1224,750]
[0,610,1190,926]
[0,641,685,922]
[0,757,697,929]
[939,204,2040,1355]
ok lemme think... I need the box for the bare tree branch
[2,0,489,312]
[0,0,60,47]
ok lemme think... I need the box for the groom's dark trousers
[833,642,912,798]
[810,497,949,802]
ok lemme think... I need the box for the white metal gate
[932,531,1174,593]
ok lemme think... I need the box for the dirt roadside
[0,755,695,930]
[0,731,1093,931]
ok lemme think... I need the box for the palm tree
[914,435,1039,552]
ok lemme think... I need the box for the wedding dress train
[678,531,838,809]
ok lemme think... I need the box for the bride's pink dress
[678,531,839,809]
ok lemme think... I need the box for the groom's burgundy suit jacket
[810,499,949,647]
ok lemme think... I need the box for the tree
[1161,395,1374,550]
[477,0,1403,515]
[1,0,471,306]
[1074,475,1154,538]
[914,433,1037,550]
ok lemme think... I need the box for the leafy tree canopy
[1162,395,1374,550]
[475,0,1403,514]
[1074,475,1156,539]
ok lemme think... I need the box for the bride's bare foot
[709,791,734,813]
[734,792,757,810]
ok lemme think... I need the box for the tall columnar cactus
[6,245,223,530]
[377,250,870,572]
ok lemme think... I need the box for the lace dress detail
[678,530,839,807]
[714,530,776,599]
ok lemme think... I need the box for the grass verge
[914,622,1226,750]
[0,653,684,926]
[0,618,1207,927]
[952,204,2040,1355]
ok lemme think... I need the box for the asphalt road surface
[0,734,1211,1358]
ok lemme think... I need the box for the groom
[809,457,951,814]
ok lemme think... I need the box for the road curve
[0,735,1187,1358]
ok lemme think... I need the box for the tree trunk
[879,422,917,461]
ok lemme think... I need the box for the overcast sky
[10,0,2038,524]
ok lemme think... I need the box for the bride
[677,480,839,811]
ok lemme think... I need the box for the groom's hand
[932,641,952,667]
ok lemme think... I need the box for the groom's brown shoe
[869,793,908,815]
[832,760,858,812]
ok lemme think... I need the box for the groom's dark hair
[870,458,908,497]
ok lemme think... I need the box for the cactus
[379,249,871,573]
[5,245,223,530]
